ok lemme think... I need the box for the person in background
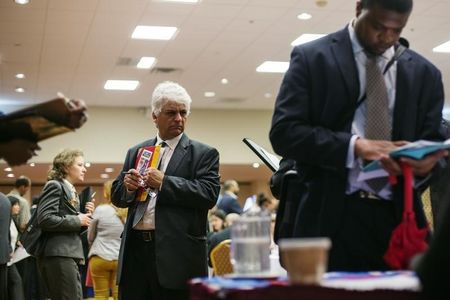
[256,193,277,213]
[270,0,447,271]
[0,193,11,300]
[208,209,226,234]
[207,213,240,267]
[7,196,25,300]
[88,180,126,300]
[112,81,220,300]
[7,176,31,233]
[36,148,94,300]
[216,180,242,215]
[0,98,88,167]
[7,176,35,300]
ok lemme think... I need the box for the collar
[63,178,76,195]
[348,19,395,61]
[156,133,183,150]
[224,191,237,199]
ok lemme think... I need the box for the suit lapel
[165,134,189,175]
[330,27,360,105]
[58,180,79,213]
[392,51,414,140]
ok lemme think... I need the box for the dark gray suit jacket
[36,180,84,260]
[112,134,220,289]
[0,193,11,265]
[270,26,445,239]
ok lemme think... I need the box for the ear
[152,112,157,123]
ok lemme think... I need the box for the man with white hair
[112,81,220,300]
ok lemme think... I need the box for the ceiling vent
[116,57,135,66]
[151,67,180,74]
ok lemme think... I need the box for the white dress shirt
[134,133,182,230]
[345,21,397,200]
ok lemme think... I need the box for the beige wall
[32,106,275,164]
[1,106,278,205]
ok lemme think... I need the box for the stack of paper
[359,139,450,181]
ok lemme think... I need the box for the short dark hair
[361,0,413,14]
[15,176,31,188]
[8,195,20,206]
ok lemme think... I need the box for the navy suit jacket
[270,27,445,239]
[216,193,242,215]
[112,134,220,289]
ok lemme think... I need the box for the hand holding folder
[133,145,161,201]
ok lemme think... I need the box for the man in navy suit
[270,0,447,271]
[216,180,242,215]
[112,81,220,300]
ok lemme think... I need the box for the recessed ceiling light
[15,0,29,4]
[4,167,12,172]
[137,57,156,69]
[15,87,25,93]
[100,174,110,179]
[221,78,228,84]
[252,162,260,168]
[104,80,140,91]
[105,167,114,173]
[85,162,91,167]
[256,61,289,73]
[29,163,35,167]
[297,13,312,20]
[7,173,15,178]
[433,40,450,53]
[16,73,25,79]
[131,26,178,40]
[291,33,326,46]
[264,93,272,98]
[204,92,215,98]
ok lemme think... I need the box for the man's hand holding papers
[358,139,450,182]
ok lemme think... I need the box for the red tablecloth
[189,272,422,300]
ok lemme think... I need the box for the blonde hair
[103,180,113,204]
[48,149,84,181]
[103,180,128,222]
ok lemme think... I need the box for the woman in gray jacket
[37,149,94,300]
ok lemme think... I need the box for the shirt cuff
[346,135,359,168]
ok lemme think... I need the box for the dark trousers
[8,264,25,300]
[0,263,8,300]
[328,194,397,271]
[17,256,47,300]
[119,230,188,300]
[37,256,83,300]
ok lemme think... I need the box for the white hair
[151,81,192,116]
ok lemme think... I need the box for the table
[189,271,422,300]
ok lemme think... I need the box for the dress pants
[37,256,83,300]
[7,264,25,300]
[0,264,8,300]
[328,194,397,271]
[119,230,188,300]
[89,255,118,300]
